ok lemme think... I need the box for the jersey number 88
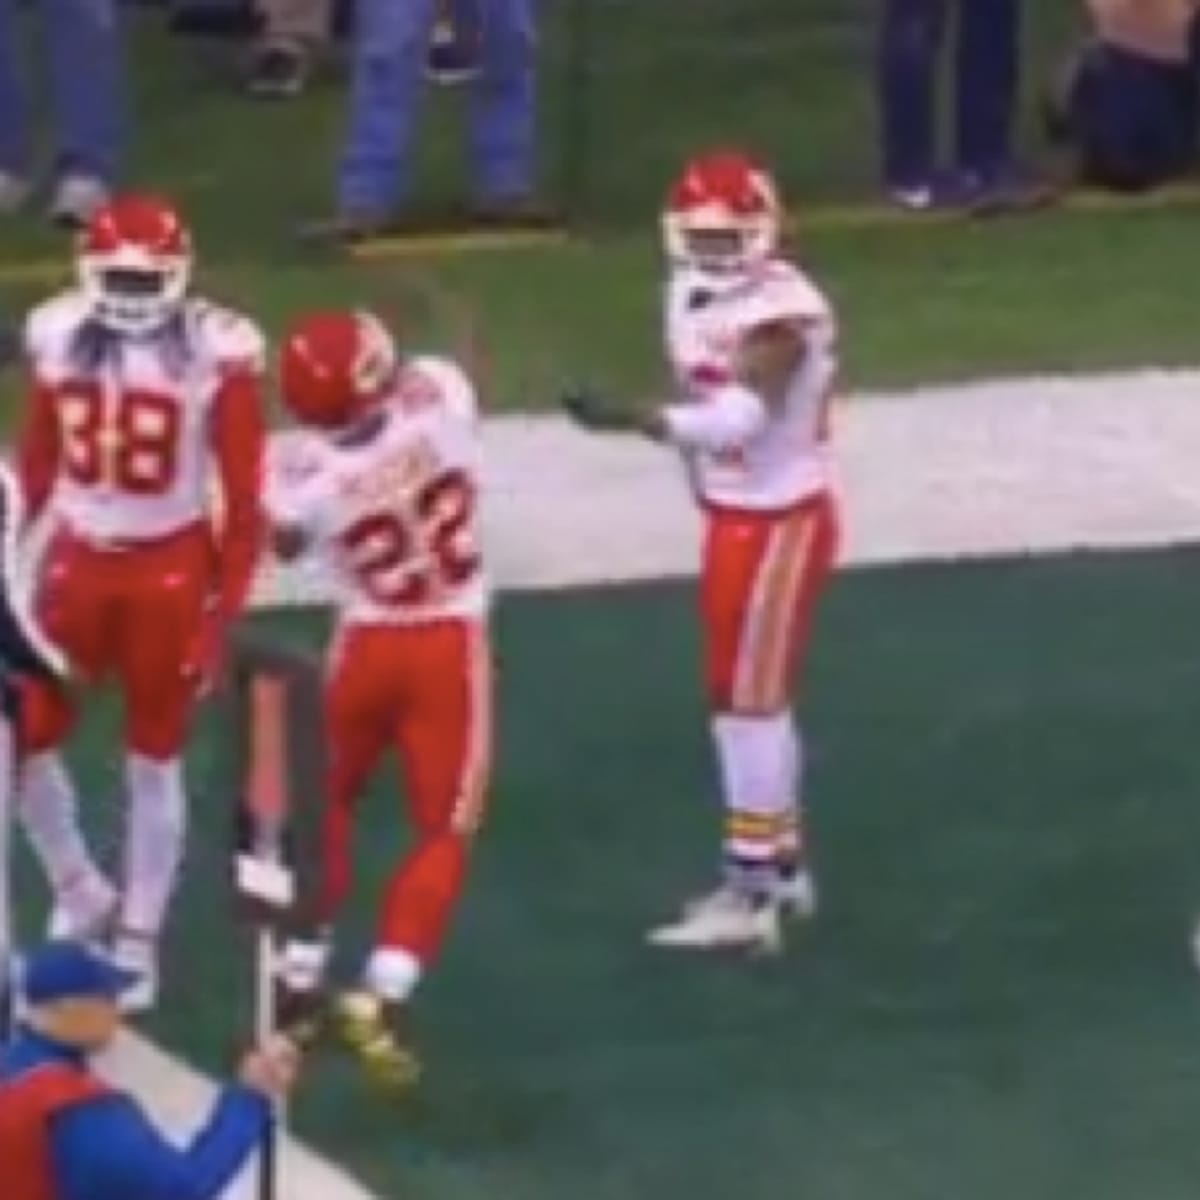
[59,382,181,495]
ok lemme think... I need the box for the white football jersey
[267,356,488,627]
[664,258,837,511]
[25,289,264,542]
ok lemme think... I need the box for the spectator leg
[954,0,1019,180]
[337,0,437,217]
[469,0,537,203]
[0,0,32,177]
[877,0,948,188]
[43,0,124,184]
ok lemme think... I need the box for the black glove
[560,388,642,433]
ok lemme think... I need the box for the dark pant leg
[877,0,948,186]
[954,0,1019,178]
[1071,45,1196,190]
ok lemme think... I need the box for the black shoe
[469,196,561,230]
[246,44,310,99]
[427,36,480,84]
[275,982,330,1051]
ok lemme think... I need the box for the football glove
[560,388,643,433]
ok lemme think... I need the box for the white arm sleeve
[263,434,328,536]
[662,384,768,452]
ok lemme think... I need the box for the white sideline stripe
[100,367,1200,1200]
[254,367,1200,609]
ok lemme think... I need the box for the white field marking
[96,369,1200,1200]
[255,368,1200,608]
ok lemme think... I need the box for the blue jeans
[877,0,1019,187]
[338,0,536,216]
[0,0,124,181]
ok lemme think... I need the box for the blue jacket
[0,1028,273,1200]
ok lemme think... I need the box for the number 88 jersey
[269,356,488,627]
[25,290,265,542]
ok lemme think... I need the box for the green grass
[20,547,1200,1199]
[3,0,1200,437]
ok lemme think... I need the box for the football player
[14,194,267,1009]
[268,311,491,1089]
[562,150,840,953]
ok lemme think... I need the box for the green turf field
[5,0,1200,429]
[8,5,1200,1196]
[19,547,1200,1199]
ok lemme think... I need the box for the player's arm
[210,367,267,625]
[560,367,769,453]
[734,316,809,409]
[263,439,328,564]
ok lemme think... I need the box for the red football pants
[20,524,215,758]
[701,492,840,714]
[320,619,492,965]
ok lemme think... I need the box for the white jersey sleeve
[732,261,831,332]
[23,291,93,379]
[401,355,479,425]
[264,432,332,536]
[186,300,267,377]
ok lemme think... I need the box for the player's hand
[182,611,226,697]
[239,1034,302,1100]
[560,388,643,433]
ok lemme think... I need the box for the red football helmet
[77,193,193,336]
[662,150,782,273]
[279,310,399,431]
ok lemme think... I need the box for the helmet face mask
[663,150,782,275]
[77,194,193,338]
[78,257,190,338]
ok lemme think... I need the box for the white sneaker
[111,933,159,1015]
[0,172,30,215]
[775,868,818,920]
[48,174,110,227]
[648,885,782,953]
[47,877,118,943]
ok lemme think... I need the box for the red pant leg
[701,493,839,715]
[19,531,118,754]
[318,625,402,922]
[379,619,493,963]
[115,527,216,759]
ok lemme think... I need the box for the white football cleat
[47,878,118,943]
[648,885,782,953]
[775,868,818,920]
[110,933,160,1015]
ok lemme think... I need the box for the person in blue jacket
[0,940,299,1200]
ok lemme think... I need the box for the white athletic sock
[18,752,109,901]
[365,947,423,1004]
[121,753,186,940]
[777,720,805,871]
[713,712,796,892]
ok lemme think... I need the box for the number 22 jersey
[268,356,488,628]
